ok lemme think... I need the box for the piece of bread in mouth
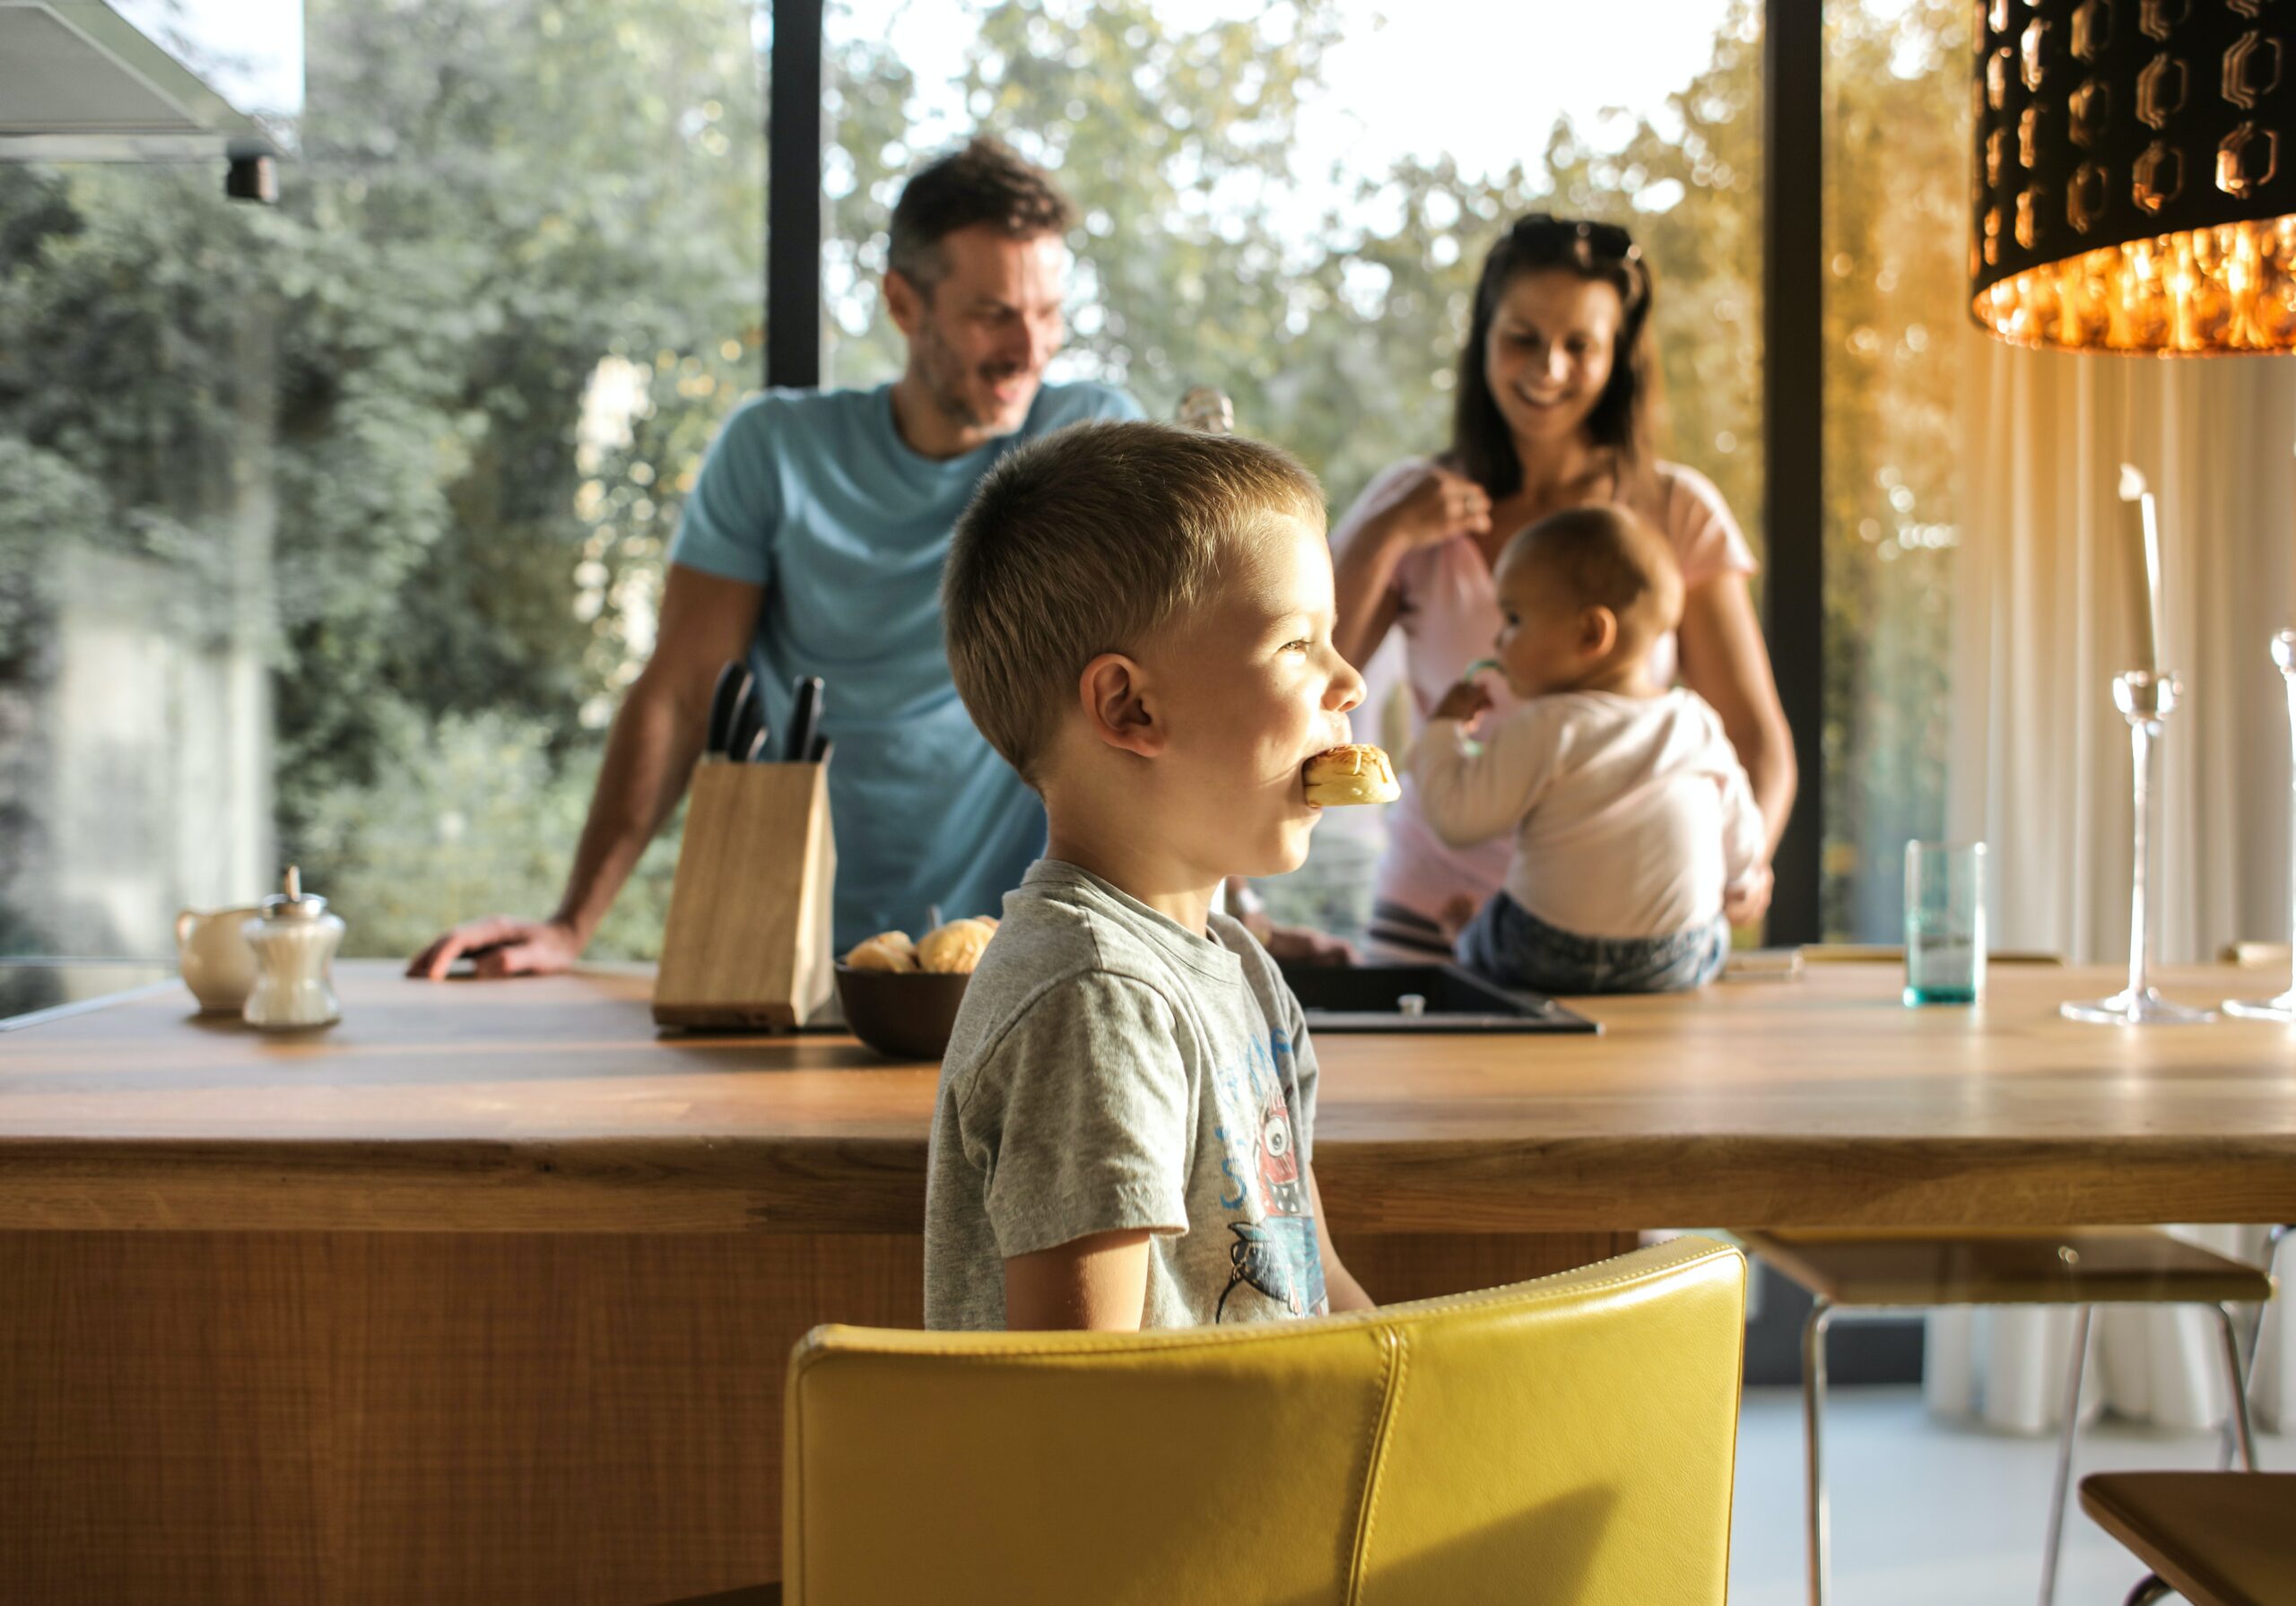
[1303,743,1400,806]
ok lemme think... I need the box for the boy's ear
[1078,652,1165,759]
[1578,604,1620,660]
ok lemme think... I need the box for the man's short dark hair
[887,137,1076,298]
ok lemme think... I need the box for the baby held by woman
[1413,505,1762,994]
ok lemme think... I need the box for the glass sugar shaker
[1175,386,1235,435]
[241,865,344,1030]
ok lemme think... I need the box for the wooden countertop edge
[0,1132,2289,1235]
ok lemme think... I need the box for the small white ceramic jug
[241,866,344,1030]
[175,905,262,1013]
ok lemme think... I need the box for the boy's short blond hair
[944,420,1325,783]
[1501,503,1683,655]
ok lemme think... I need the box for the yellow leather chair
[763,1236,1745,1606]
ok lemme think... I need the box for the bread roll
[1303,743,1400,806]
[844,931,918,972]
[918,917,996,975]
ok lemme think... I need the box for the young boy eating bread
[926,420,1376,1331]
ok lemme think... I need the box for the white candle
[2119,464,2163,673]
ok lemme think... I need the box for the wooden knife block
[652,758,837,1030]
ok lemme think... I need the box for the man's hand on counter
[406,915,585,980]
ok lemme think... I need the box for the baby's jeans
[1456,890,1731,995]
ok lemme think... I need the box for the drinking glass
[1905,840,1986,1006]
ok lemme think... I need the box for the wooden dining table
[2,958,2290,1604]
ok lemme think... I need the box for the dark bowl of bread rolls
[833,918,996,1061]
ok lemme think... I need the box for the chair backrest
[781,1235,1746,1606]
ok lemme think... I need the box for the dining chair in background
[1736,1228,2273,1606]
[2079,1471,2296,1606]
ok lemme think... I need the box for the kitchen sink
[1276,961,1599,1034]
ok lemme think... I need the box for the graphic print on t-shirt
[1211,1029,1327,1322]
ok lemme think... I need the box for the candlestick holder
[2062,671,2219,1026]
[2224,630,2296,1022]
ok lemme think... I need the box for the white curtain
[1936,326,2295,1432]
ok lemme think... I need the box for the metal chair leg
[2222,1224,2283,1470]
[2217,1302,2259,1471]
[2122,1573,2174,1606]
[2262,1223,2288,1377]
[2039,1304,2092,1606]
[1803,1296,1834,1606]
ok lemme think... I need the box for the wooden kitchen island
[4,959,2292,1603]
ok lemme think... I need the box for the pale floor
[1727,1385,2285,1606]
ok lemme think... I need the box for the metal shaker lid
[1176,386,1234,434]
[258,864,329,920]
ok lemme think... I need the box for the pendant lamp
[1970,0,2296,352]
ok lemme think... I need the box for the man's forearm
[550,673,711,943]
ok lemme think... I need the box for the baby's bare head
[1498,503,1683,664]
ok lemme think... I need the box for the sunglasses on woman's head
[1509,214,1642,265]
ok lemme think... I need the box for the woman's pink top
[1331,457,1758,933]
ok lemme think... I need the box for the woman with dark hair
[1330,213,1796,955]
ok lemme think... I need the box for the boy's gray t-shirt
[924,860,1329,1331]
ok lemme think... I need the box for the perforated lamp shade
[1970,0,2296,352]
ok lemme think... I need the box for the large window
[0,0,767,960]
[2,0,1972,961]
[1819,0,1967,940]
[824,0,1761,940]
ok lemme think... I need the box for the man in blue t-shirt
[409,138,1144,977]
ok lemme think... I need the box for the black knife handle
[705,660,752,759]
[786,676,823,764]
[726,699,766,766]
